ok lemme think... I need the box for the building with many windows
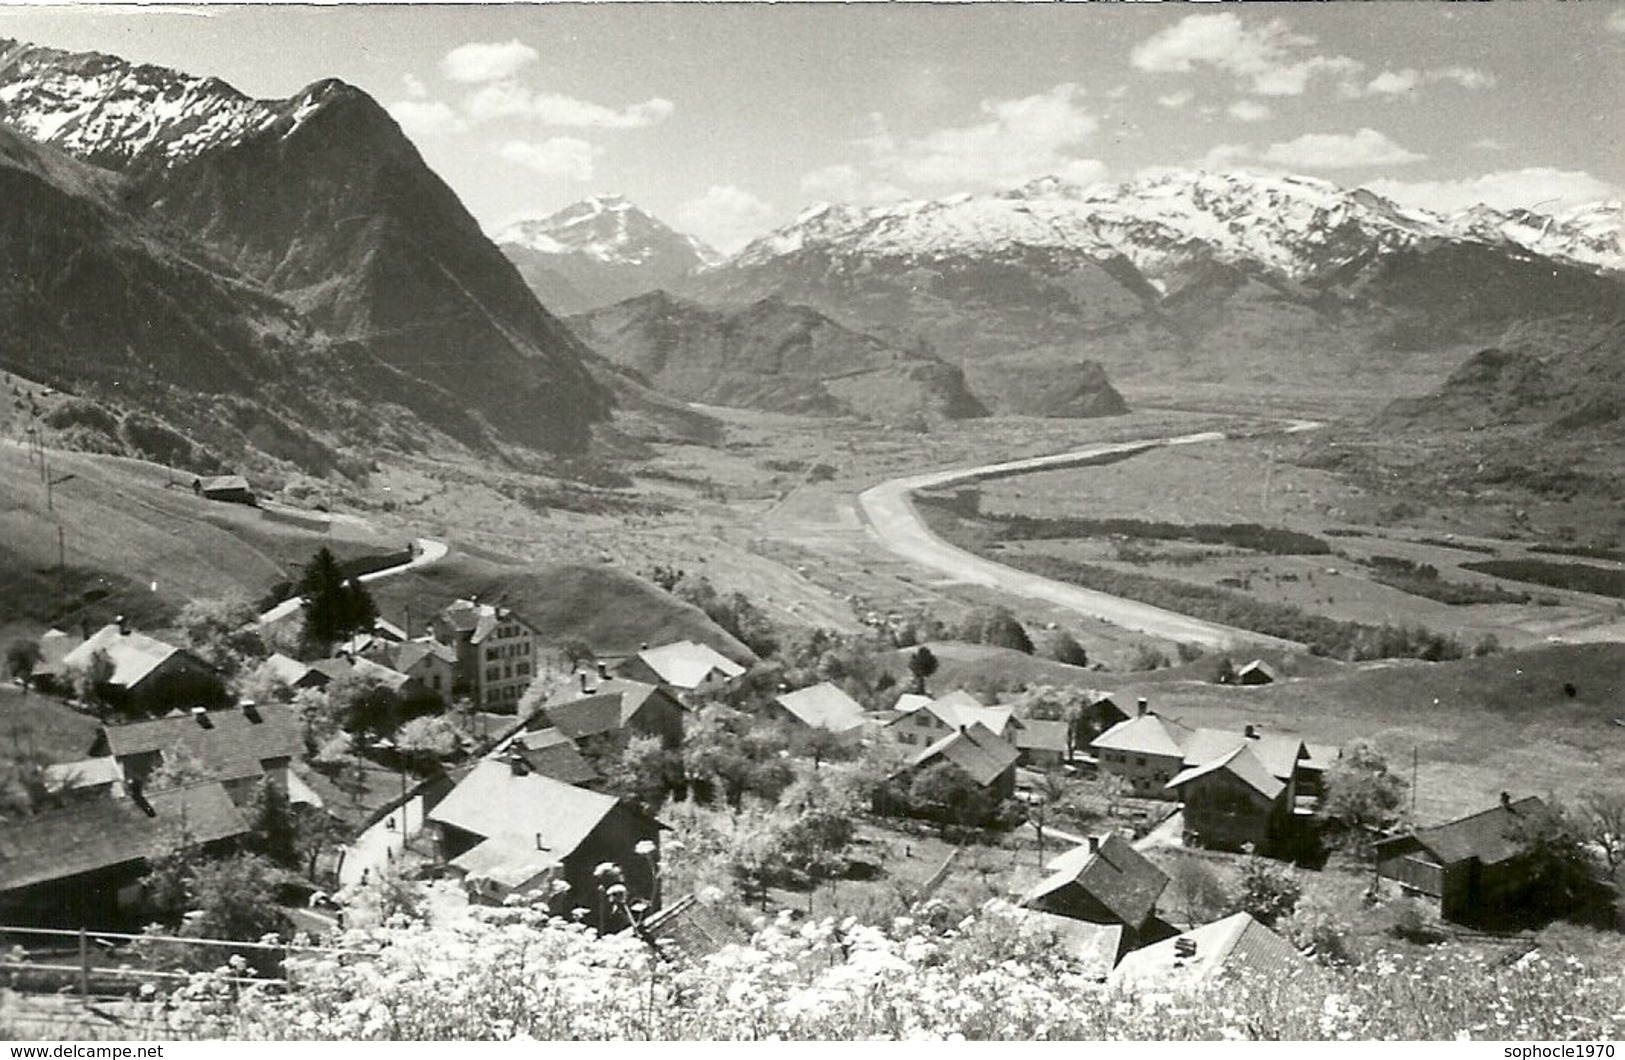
[432,599,542,710]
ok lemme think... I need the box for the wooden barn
[1374,794,1547,923]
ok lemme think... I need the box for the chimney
[1174,937,1197,960]
[192,706,212,728]
[1244,724,1258,740]
[640,642,649,651]
[959,724,969,735]
[116,614,130,636]
[1500,791,1512,809]
[1087,835,1100,853]
[597,661,609,680]
[241,700,261,723]
[1136,698,1148,717]
[127,777,154,817]
[80,617,92,640]
[579,672,593,693]
[536,833,546,851]
[507,753,530,777]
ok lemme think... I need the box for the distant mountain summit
[496,196,721,314]
[0,38,612,454]
[688,170,1625,400]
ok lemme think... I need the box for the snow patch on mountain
[495,195,720,269]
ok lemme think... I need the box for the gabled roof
[100,703,303,783]
[42,757,123,793]
[1014,719,1070,754]
[512,735,599,787]
[1012,910,1122,978]
[1026,833,1170,927]
[892,693,933,713]
[1382,796,1547,867]
[887,690,1016,738]
[632,641,745,689]
[450,835,561,891]
[905,722,1019,788]
[774,682,866,733]
[1182,728,1308,780]
[1111,912,1306,989]
[0,781,248,892]
[261,653,314,687]
[61,625,192,690]
[438,599,536,645]
[428,759,629,860]
[308,655,414,693]
[1166,744,1286,801]
[1091,713,1192,758]
[393,639,457,672]
[546,692,625,741]
[1236,659,1278,682]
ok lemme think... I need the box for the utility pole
[58,524,67,619]
[1261,441,1277,515]
[1411,745,1419,819]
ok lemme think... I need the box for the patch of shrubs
[1461,559,1625,601]
[1363,555,1530,606]
[989,514,1332,556]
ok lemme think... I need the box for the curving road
[258,536,449,625]
[855,425,1320,651]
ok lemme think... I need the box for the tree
[961,607,1034,654]
[297,547,378,654]
[0,724,57,819]
[1167,856,1229,928]
[180,853,288,942]
[598,734,686,813]
[244,777,298,869]
[1576,789,1625,877]
[5,639,42,694]
[787,725,856,771]
[905,762,1000,832]
[178,593,265,678]
[1043,630,1089,668]
[393,715,463,763]
[325,671,403,738]
[71,648,116,718]
[907,646,939,695]
[1231,857,1301,927]
[1508,800,1602,919]
[1321,741,1409,855]
[1026,771,1069,866]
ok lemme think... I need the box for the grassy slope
[364,555,755,663]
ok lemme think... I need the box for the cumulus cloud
[1157,90,1194,109]
[1226,99,1272,122]
[675,185,777,254]
[866,83,1105,189]
[386,99,467,139]
[799,164,910,206]
[1363,168,1624,216]
[441,40,540,84]
[1259,128,1425,169]
[401,73,428,100]
[1131,13,1363,97]
[496,137,602,181]
[464,81,674,129]
[1349,66,1496,98]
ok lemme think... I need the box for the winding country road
[257,536,449,625]
[855,424,1320,651]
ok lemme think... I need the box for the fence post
[78,928,89,1002]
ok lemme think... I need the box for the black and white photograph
[0,1,1622,1043]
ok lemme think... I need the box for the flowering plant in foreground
[170,889,1625,1040]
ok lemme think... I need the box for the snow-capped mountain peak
[494,195,719,268]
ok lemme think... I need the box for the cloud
[1226,99,1272,123]
[1363,168,1624,216]
[799,164,910,206]
[1473,138,1509,152]
[464,81,674,129]
[441,40,539,84]
[675,185,776,254]
[867,83,1104,188]
[386,100,467,139]
[1157,90,1194,109]
[496,137,602,180]
[1259,128,1425,169]
[1131,13,1363,97]
[1350,65,1496,98]
[402,73,428,100]
[1609,9,1625,33]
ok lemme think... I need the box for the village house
[364,638,458,705]
[91,701,309,805]
[1010,909,1124,981]
[0,780,248,927]
[60,619,220,714]
[1374,794,1550,924]
[1013,719,1071,769]
[617,640,745,698]
[1070,691,1131,752]
[1110,911,1309,991]
[545,675,687,750]
[191,474,255,506]
[1166,743,1291,854]
[1234,659,1278,686]
[770,682,867,735]
[427,758,664,920]
[261,652,329,692]
[1090,705,1193,799]
[880,721,1021,821]
[488,728,599,787]
[433,598,543,711]
[885,689,1020,749]
[41,757,124,802]
[1020,833,1176,959]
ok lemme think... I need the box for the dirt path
[855,425,1321,651]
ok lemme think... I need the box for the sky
[1,2,1622,252]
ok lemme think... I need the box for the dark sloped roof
[0,781,247,892]
[1029,833,1170,927]
[1167,744,1286,801]
[906,722,1019,788]
[774,682,867,732]
[519,739,599,787]
[1387,796,1547,867]
[101,703,303,783]
[546,692,625,741]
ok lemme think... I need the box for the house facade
[1090,709,1192,799]
[433,599,542,711]
[1374,795,1547,923]
[1167,746,1289,854]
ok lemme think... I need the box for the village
[4,522,1621,1004]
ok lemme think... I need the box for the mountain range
[0,37,646,469]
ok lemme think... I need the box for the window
[1136,757,1146,767]
[486,666,500,681]
[517,662,530,676]
[485,648,499,662]
[431,675,441,690]
[917,714,932,727]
